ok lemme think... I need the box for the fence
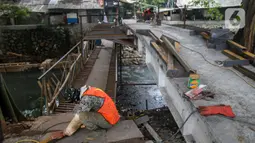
[37,39,96,115]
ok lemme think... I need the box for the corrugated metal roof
[177,0,242,8]
[17,0,102,13]
[47,0,102,9]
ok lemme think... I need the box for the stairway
[55,48,101,113]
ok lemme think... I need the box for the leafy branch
[189,0,223,20]
[0,3,30,19]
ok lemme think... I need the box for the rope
[15,139,40,143]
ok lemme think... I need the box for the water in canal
[117,64,185,143]
[2,69,42,117]
[117,65,165,110]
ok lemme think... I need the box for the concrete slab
[106,120,144,143]
[57,129,107,143]
[86,40,113,90]
[27,113,74,133]
[56,120,144,143]
[124,21,255,143]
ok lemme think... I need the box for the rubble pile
[121,46,145,65]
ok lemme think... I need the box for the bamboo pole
[48,54,82,107]
[47,82,53,99]
[50,77,57,87]
[0,74,26,121]
[52,73,60,84]
[0,107,6,132]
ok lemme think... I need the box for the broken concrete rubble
[121,46,144,65]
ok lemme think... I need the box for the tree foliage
[0,3,30,19]
[141,0,167,6]
[189,0,223,20]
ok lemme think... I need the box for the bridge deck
[124,20,255,143]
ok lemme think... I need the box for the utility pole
[134,2,136,21]
[183,5,187,28]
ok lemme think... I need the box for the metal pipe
[146,100,148,110]
[38,41,80,80]
[119,44,122,85]
[115,43,118,85]
[80,16,83,55]
[161,36,195,73]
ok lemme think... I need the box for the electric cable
[170,110,197,140]
[15,139,40,143]
[181,45,255,89]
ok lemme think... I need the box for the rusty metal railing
[37,40,95,115]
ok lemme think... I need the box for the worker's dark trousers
[78,112,112,130]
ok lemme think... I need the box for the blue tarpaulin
[95,39,102,46]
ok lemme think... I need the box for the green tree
[0,3,30,25]
[189,0,223,20]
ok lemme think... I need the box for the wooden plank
[222,50,245,60]
[200,32,210,40]
[233,66,255,81]
[227,40,255,60]
[150,42,168,63]
[227,40,247,51]
[243,51,255,59]
[144,123,163,143]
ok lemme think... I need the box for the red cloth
[198,105,235,118]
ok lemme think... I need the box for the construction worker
[63,85,120,136]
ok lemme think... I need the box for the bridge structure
[36,19,255,143]
[37,22,135,114]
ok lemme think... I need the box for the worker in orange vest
[63,85,120,136]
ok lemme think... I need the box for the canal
[116,56,185,142]
[2,69,42,117]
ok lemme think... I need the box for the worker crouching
[64,85,120,136]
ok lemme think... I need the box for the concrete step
[106,120,144,143]
[54,120,144,143]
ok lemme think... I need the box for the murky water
[117,65,165,111]
[117,63,185,143]
[2,69,42,117]
[121,65,155,84]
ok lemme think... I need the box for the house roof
[176,0,242,9]
[18,0,102,13]
[47,0,102,10]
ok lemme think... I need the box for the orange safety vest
[82,87,120,125]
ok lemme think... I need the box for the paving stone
[106,120,144,143]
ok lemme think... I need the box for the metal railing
[37,39,96,114]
